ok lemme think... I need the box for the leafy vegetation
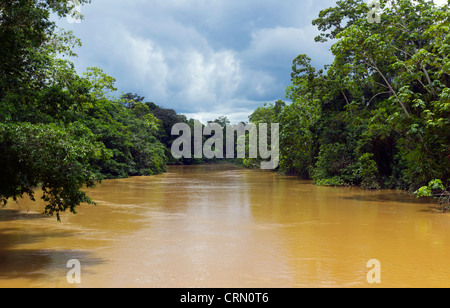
[247,0,449,196]
[0,0,235,220]
[1,0,449,219]
[415,179,450,212]
[0,0,182,220]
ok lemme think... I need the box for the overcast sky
[54,0,444,123]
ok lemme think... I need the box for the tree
[0,0,167,220]
[0,122,110,221]
[311,0,367,42]
[328,0,449,188]
[0,0,91,98]
[0,0,108,220]
[120,92,145,109]
[249,0,449,191]
[415,179,450,212]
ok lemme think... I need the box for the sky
[54,0,446,123]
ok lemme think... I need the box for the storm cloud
[56,0,338,122]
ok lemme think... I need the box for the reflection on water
[0,164,449,287]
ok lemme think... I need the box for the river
[0,164,449,288]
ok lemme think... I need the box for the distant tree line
[0,0,231,220]
[1,0,448,219]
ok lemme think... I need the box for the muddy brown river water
[0,164,449,288]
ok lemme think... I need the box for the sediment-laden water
[0,164,448,288]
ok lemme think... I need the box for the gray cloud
[56,0,337,123]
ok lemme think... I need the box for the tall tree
[250,0,449,191]
[0,0,110,220]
